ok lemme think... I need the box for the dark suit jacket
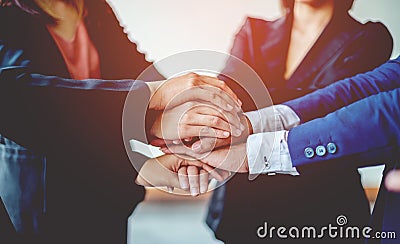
[285,58,400,243]
[208,12,393,244]
[0,1,162,242]
[286,58,400,167]
[0,42,153,244]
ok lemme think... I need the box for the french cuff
[245,105,301,134]
[274,105,301,130]
[246,131,299,176]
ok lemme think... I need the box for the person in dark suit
[0,0,162,240]
[162,57,400,243]
[0,39,240,244]
[204,0,393,242]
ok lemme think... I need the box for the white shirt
[244,105,301,176]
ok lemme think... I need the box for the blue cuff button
[304,147,315,158]
[327,142,337,154]
[316,145,326,157]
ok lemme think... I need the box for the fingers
[154,101,243,141]
[215,169,231,181]
[161,144,205,159]
[198,87,240,112]
[178,166,189,190]
[198,75,242,106]
[201,163,225,181]
[135,174,151,187]
[193,105,243,135]
[151,73,242,112]
[200,85,241,113]
[199,169,209,194]
[175,103,243,140]
[187,166,200,196]
[169,87,238,113]
[176,164,221,195]
[179,125,230,139]
[191,137,231,153]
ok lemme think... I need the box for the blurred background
[106,1,399,243]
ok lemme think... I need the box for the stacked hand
[136,73,252,196]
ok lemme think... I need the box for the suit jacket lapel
[257,16,291,88]
[286,14,361,89]
[27,19,71,78]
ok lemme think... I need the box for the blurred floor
[128,188,222,244]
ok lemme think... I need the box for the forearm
[284,57,400,123]
[287,88,400,168]
[0,43,151,156]
[0,76,150,156]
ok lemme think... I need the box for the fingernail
[173,140,180,145]
[238,99,243,106]
[180,183,189,190]
[240,123,245,131]
[226,104,233,111]
[223,131,230,137]
[200,187,207,194]
[192,142,201,152]
[190,188,199,196]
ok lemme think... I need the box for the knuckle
[220,82,228,90]
[181,113,191,123]
[211,117,220,126]
[179,125,189,137]
[212,92,219,100]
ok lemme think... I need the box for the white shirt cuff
[246,131,299,176]
[245,105,301,134]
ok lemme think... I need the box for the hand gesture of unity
[136,73,253,196]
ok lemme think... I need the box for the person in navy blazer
[284,57,400,244]
[163,57,400,243]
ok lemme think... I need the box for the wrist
[230,114,253,145]
[146,80,165,110]
[243,114,253,135]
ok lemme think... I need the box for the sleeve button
[304,147,315,158]
[316,145,326,157]
[327,142,337,154]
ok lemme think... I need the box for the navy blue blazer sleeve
[284,57,400,122]
[288,88,400,168]
[0,43,150,166]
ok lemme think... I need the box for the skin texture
[150,101,244,141]
[136,155,230,196]
[147,73,241,111]
[385,169,400,193]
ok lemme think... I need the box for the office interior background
[106,1,399,243]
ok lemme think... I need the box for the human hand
[161,143,249,173]
[151,113,253,153]
[385,169,400,192]
[136,154,230,196]
[146,73,241,111]
[150,101,245,141]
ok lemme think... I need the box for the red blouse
[48,20,101,80]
